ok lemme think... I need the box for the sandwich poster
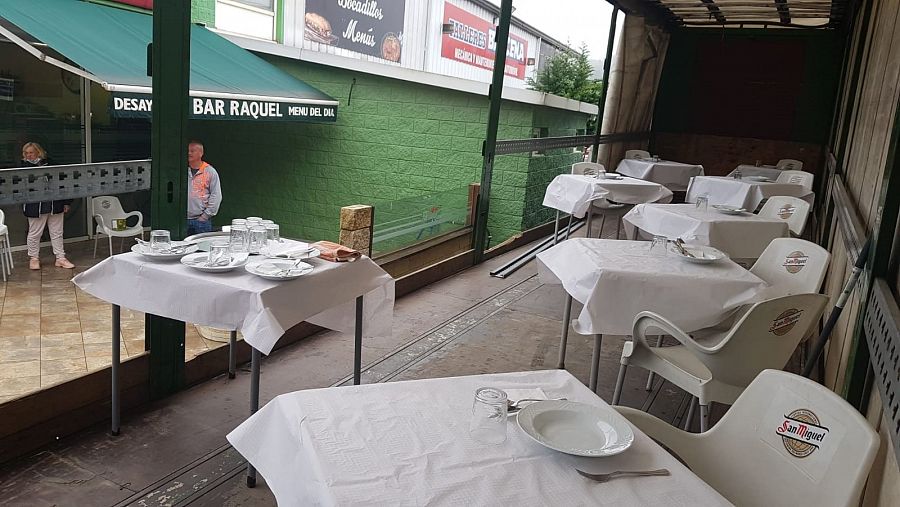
[441,2,528,79]
[304,0,405,62]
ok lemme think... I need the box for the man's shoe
[55,258,75,269]
[29,258,40,270]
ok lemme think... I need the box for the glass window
[231,0,275,11]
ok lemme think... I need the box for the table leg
[111,304,121,436]
[354,295,363,385]
[589,334,603,393]
[228,330,237,379]
[553,210,561,245]
[246,347,261,487]
[564,214,573,240]
[557,294,573,369]
[585,208,594,239]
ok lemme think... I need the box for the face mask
[24,157,40,163]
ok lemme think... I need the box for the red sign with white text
[440,2,528,80]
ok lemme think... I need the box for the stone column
[339,205,374,256]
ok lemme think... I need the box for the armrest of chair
[124,210,144,228]
[614,406,701,467]
[632,311,717,355]
[93,214,107,232]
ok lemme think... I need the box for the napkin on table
[311,241,361,262]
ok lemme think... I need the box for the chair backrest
[776,158,804,170]
[750,238,830,297]
[0,208,5,225]
[693,369,878,507]
[757,196,811,236]
[571,161,605,175]
[91,195,127,226]
[625,149,651,160]
[776,170,814,190]
[704,293,828,388]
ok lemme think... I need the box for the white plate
[747,176,772,182]
[517,400,634,457]
[671,244,728,264]
[131,242,198,261]
[180,252,248,273]
[712,204,747,215]
[600,173,623,180]
[263,247,321,260]
[245,260,313,280]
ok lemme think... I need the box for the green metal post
[472,0,513,262]
[591,7,619,163]
[147,0,191,399]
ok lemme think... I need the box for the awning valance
[0,0,338,122]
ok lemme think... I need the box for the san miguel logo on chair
[769,308,803,336]
[783,251,808,274]
[776,408,830,458]
[778,205,796,219]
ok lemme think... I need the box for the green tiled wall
[191,56,588,248]
[191,0,215,26]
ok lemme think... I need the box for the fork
[506,397,567,414]
[576,469,670,483]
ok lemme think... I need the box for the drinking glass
[248,226,267,254]
[695,194,709,213]
[207,240,231,267]
[230,225,249,253]
[149,230,171,252]
[265,223,280,242]
[231,218,247,227]
[649,235,668,257]
[245,217,262,229]
[469,387,508,444]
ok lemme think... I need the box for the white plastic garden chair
[776,158,804,170]
[571,162,629,238]
[757,196,811,236]
[625,149,651,160]
[751,237,830,299]
[615,369,878,507]
[776,170,814,190]
[0,209,12,281]
[611,293,829,431]
[92,195,144,258]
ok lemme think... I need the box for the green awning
[0,0,337,122]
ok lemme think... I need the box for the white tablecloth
[623,203,790,259]
[227,369,731,506]
[536,238,767,335]
[686,176,813,210]
[616,158,704,191]
[72,252,394,354]
[727,165,783,180]
[543,174,673,218]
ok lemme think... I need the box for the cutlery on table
[507,397,567,413]
[675,238,695,258]
[576,469,670,483]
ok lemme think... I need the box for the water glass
[248,225,267,254]
[149,230,171,252]
[469,387,508,444]
[695,194,709,213]
[649,235,668,257]
[207,240,231,267]
[230,225,249,253]
[231,218,247,227]
[265,223,280,242]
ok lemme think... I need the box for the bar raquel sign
[110,93,337,122]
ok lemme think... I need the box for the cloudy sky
[487,0,615,60]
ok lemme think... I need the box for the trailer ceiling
[615,0,849,28]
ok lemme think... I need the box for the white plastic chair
[571,163,629,238]
[625,149,651,160]
[615,369,878,507]
[611,293,829,431]
[751,238,830,299]
[776,158,804,170]
[92,196,144,258]
[0,209,12,281]
[757,196,811,236]
[776,170,814,190]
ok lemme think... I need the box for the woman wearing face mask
[20,142,74,270]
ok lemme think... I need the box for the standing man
[186,140,222,236]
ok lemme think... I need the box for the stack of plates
[671,244,728,264]
[180,252,249,273]
[712,204,747,215]
[131,242,198,261]
[245,260,313,280]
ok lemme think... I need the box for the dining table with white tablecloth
[686,175,813,211]
[543,174,673,218]
[227,369,733,507]
[615,158,705,191]
[623,203,791,260]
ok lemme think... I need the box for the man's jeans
[187,218,212,236]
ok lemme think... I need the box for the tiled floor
[0,240,226,402]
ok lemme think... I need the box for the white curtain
[597,15,671,170]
